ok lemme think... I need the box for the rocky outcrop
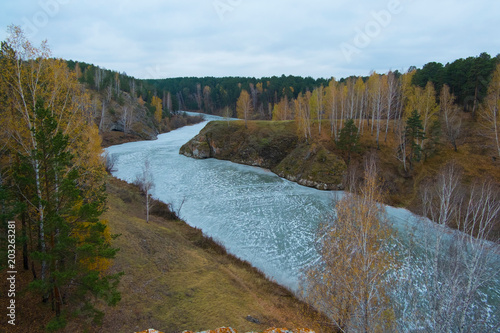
[98,91,159,141]
[274,143,346,190]
[180,121,346,190]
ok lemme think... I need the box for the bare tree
[195,83,202,111]
[103,152,117,173]
[394,163,500,332]
[223,106,232,126]
[122,105,133,133]
[441,84,462,151]
[134,159,155,223]
[394,122,408,172]
[176,91,185,111]
[94,67,102,91]
[326,79,339,139]
[480,63,500,158]
[99,99,106,132]
[301,157,397,333]
[166,91,172,114]
[130,78,136,98]
[384,71,399,142]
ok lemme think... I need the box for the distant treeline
[66,52,499,117]
[412,52,499,112]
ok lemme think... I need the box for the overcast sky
[1,0,499,79]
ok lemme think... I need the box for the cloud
[1,0,498,79]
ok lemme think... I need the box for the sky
[1,0,499,80]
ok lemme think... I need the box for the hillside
[94,178,331,332]
[0,177,331,332]
[81,178,331,332]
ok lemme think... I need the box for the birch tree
[367,72,383,148]
[420,81,439,148]
[302,158,397,333]
[480,63,500,157]
[134,159,155,223]
[295,92,312,142]
[152,95,163,125]
[384,71,399,142]
[0,26,121,328]
[310,85,324,135]
[354,77,367,134]
[440,84,462,151]
[325,78,339,139]
[195,83,202,110]
[396,163,500,332]
[236,89,253,128]
[272,96,291,121]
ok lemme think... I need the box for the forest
[1,23,500,332]
[66,52,498,119]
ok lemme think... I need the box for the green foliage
[11,101,121,329]
[0,173,22,270]
[405,109,426,167]
[45,314,68,332]
[336,119,360,164]
[412,52,499,111]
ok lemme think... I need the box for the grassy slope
[93,178,329,333]
[1,177,330,333]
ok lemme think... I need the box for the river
[106,113,500,331]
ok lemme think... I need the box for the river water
[106,114,334,289]
[106,113,499,330]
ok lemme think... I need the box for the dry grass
[1,177,332,333]
[101,130,146,148]
[89,177,331,333]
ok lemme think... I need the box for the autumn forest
[1,23,500,332]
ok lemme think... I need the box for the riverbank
[101,113,205,148]
[0,176,331,332]
[179,119,500,238]
[180,120,346,190]
[95,177,331,332]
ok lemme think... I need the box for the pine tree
[15,102,121,328]
[336,119,360,164]
[404,109,426,169]
[1,26,121,330]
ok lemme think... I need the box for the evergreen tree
[336,119,360,164]
[15,102,121,329]
[1,27,121,330]
[404,110,426,169]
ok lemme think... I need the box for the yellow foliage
[77,219,113,274]
[152,95,163,124]
[302,160,397,332]
[256,82,264,93]
[236,89,252,126]
[1,25,110,273]
[272,96,291,121]
[480,63,500,157]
